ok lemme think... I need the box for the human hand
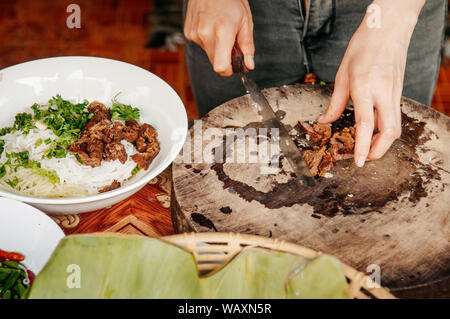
[318,0,425,167]
[184,0,254,77]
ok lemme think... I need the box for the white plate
[0,197,65,274]
[0,56,187,214]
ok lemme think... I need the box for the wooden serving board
[171,84,450,292]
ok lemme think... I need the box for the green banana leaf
[29,234,349,299]
[285,254,350,299]
[201,248,310,299]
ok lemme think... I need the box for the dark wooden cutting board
[171,84,449,293]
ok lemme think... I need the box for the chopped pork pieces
[299,122,355,177]
[68,101,160,190]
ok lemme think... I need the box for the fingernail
[356,155,366,167]
[245,56,254,69]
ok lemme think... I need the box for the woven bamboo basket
[163,232,396,299]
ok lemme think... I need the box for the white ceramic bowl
[0,197,65,274]
[0,57,187,214]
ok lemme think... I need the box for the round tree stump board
[171,84,450,293]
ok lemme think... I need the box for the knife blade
[231,45,316,187]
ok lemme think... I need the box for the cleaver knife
[231,45,316,187]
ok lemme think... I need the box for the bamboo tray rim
[163,232,397,299]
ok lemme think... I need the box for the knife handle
[231,43,248,75]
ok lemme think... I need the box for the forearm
[360,0,425,48]
[372,0,425,18]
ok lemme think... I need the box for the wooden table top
[52,167,175,238]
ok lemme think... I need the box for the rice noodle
[0,128,139,198]
[0,166,87,198]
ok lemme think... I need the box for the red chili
[27,269,35,285]
[0,249,24,261]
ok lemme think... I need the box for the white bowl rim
[0,197,65,273]
[0,56,187,205]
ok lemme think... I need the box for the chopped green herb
[32,168,60,184]
[1,151,40,171]
[46,95,90,130]
[111,93,140,121]
[31,103,42,120]
[75,154,84,165]
[131,165,141,176]
[0,165,6,178]
[0,150,59,184]
[30,95,91,158]
[10,152,30,167]
[319,80,326,86]
[0,140,4,155]
[0,127,12,136]
[6,177,19,188]
[0,95,92,161]
[13,113,34,134]
[43,138,70,159]
[34,138,43,147]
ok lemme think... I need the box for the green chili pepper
[0,267,16,279]
[13,281,26,297]
[2,260,20,269]
[0,271,11,282]
[2,289,11,299]
[0,256,32,299]
[1,270,20,293]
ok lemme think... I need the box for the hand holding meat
[318,0,425,167]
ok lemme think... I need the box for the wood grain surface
[52,168,175,238]
[171,84,450,292]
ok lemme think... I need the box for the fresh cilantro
[0,140,4,155]
[111,93,140,121]
[28,95,91,159]
[10,152,31,167]
[42,95,90,137]
[13,113,34,134]
[0,127,12,136]
[42,136,73,159]
[31,103,42,120]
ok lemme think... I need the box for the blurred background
[0,0,449,120]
